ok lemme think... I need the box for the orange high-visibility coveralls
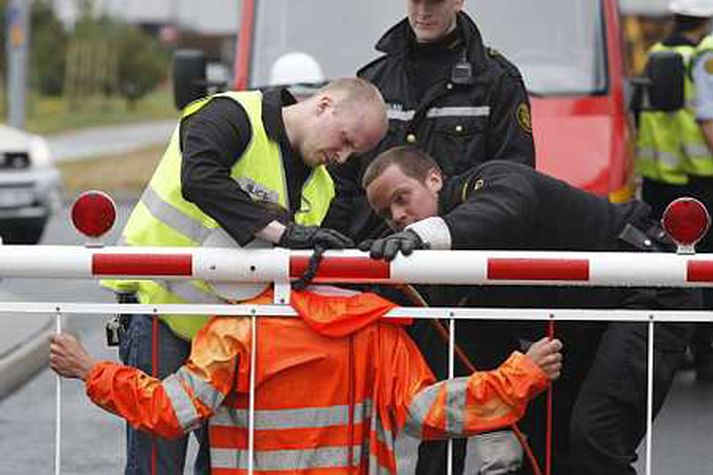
[86,287,548,474]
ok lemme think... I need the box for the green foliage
[69,13,170,107]
[30,0,68,95]
[112,24,170,107]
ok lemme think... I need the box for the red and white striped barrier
[1,245,713,287]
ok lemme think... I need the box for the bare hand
[50,333,97,381]
[525,337,563,381]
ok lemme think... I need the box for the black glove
[278,223,354,250]
[358,229,427,261]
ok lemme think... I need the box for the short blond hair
[318,77,387,130]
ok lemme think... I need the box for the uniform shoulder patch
[461,178,485,202]
[515,102,533,134]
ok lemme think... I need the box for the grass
[58,144,164,199]
[2,88,177,135]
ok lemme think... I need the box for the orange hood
[291,287,408,338]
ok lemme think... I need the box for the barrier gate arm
[1,246,713,288]
[4,245,713,475]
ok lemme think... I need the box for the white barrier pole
[645,317,655,475]
[447,319,454,475]
[54,311,62,475]
[249,315,257,474]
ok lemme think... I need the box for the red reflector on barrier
[488,259,589,281]
[71,190,117,238]
[662,197,711,247]
[688,261,713,282]
[290,256,390,282]
[93,254,192,276]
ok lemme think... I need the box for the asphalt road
[48,120,175,163]
[0,201,712,474]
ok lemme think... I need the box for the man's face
[301,95,386,168]
[407,0,463,43]
[366,163,442,230]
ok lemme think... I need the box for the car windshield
[250,0,607,96]
[472,0,607,95]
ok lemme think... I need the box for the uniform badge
[516,103,533,134]
[461,179,485,202]
[705,58,713,75]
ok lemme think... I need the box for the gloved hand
[358,229,428,261]
[278,223,354,250]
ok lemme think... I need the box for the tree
[30,0,68,95]
[113,23,169,109]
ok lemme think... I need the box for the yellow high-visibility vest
[103,91,334,340]
[636,43,712,184]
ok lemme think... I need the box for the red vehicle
[178,0,636,202]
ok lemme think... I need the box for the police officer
[687,0,713,381]
[102,78,387,474]
[636,0,713,383]
[325,0,535,242]
[361,146,699,475]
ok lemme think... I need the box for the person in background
[325,3,536,470]
[687,0,713,382]
[325,0,535,243]
[636,0,713,383]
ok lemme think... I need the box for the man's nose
[392,208,408,229]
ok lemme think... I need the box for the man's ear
[315,93,333,115]
[426,168,443,193]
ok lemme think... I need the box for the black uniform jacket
[425,160,695,353]
[410,161,698,475]
[324,12,535,241]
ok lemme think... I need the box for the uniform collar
[664,31,698,47]
[374,11,487,70]
[261,88,310,196]
[438,177,461,215]
[261,87,297,146]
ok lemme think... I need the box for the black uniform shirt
[180,88,309,245]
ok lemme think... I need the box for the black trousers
[568,323,688,475]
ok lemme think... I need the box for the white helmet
[268,52,324,86]
[669,0,713,17]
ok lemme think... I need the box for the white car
[0,124,62,244]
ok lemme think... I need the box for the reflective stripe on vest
[635,43,712,183]
[102,91,334,340]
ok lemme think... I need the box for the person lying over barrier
[359,145,701,475]
[50,286,562,474]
